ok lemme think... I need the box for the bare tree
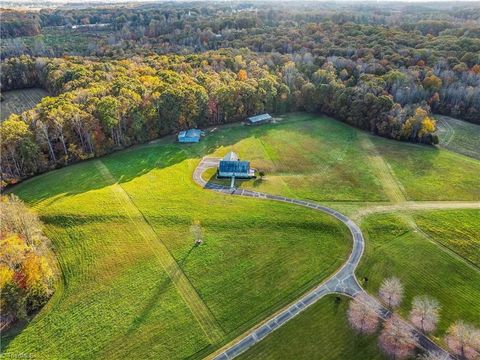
[190,220,203,246]
[445,321,480,360]
[379,316,418,359]
[347,294,381,334]
[379,277,404,309]
[409,296,440,334]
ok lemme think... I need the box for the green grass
[1,88,49,121]
[435,115,480,160]
[413,209,480,268]
[204,113,389,202]
[4,112,480,359]
[202,113,480,202]
[2,126,351,359]
[356,212,480,338]
[371,137,480,201]
[238,295,386,360]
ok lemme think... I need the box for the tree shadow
[10,121,281,205]
[125,245,198,336]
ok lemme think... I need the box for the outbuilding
[217,152,255,179]
[178,129,202,143]
[246,113,272,125]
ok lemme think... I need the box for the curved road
[193,158,452,360]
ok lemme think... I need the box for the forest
[1,1,479,186]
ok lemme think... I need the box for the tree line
[1,52,439,186]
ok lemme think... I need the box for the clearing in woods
[0,88,49,121]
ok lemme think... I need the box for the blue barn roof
[178,129,201,142]
[218,160,250,174]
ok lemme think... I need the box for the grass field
[356,212,480,337]
[435,115,480,160]
[1,88,49,121]
[371,137,480,201]
[3,112,480,359]
[238,294,386,360]
[201,114,480,202]
[202,114,388,202]
[413,209,480,268]
[2,132,351,359]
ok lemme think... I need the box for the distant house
[178,129,202,143]
[246,113,272,125]
[217,152,255,178]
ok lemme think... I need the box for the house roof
[223,151,239,161]
[247,113,272,123]
[178,129,201,139]
[219,160,250,174]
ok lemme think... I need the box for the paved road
[193,158,453,360]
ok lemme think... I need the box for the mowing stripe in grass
[358,133,406,203]
[354,136,480,274]
[396,212,480,276]
[94,160,225,344]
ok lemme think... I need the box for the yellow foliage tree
[237,69,248,81]
[0,234,29,268]
[420,116,436,136]
[0,264,14,289]
[402,108,436,140]
[22,254,53,289]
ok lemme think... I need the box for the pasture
[202,113,480,202]
[0,88,49,121]
[2,132,351,359]
[238,294,386,360]
[356,212,480,335]
[3,112,480,359]
[435,115,480,160]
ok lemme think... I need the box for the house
[178,129,202,143]
[246,113,272,125]
[217,152,255,178]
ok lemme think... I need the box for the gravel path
[193,157,454,360]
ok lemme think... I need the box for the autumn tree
[0,195,56,327]
[237,69,248,81]
[379,316,418,359]
[347,294,381,334]
[401,108,437,144]
[409,296,440,334]
[422,75,442,91]
[444,321,480,360]
[379,277,404,309]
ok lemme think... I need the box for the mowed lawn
[205,113,388,202]
[435,115,480,160]
[238,294,386,360]
[3,132,352,359]
[356,212,480,338]
[4,113,480,359]
[201,113,480,202]
[371,137,480,201]
[413,209,480,268]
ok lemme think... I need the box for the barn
[178,129,202,143]
[246,113,272,125]
[217,152,255,179]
